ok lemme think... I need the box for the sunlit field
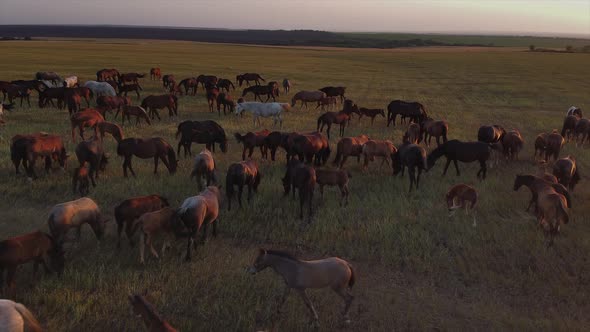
[0,39,589,331]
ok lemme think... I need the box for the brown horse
[513,174,572,212]
[332,134,370,168]
[178,78,198,95]
[392,142,428,191]
[97,121,124,142]
[206,86,220,113]
[536,189,569,246]
[175,120,228,156]
[70,109,105,142]
[114,195,170,248]
[236,73,265,86]
[128,295,177,332]
[197,75,218,89]
[75,136,108,187]
[14,133,68,180]
[72,165,91,196]
[38,87,66,109]
[288,132,331,165]
[119,73,145,85]
[141,94,178,120]
[387,100,427,126]
[248,249,355,325]
[5,85,32,107]
[0,231,64,293]
[282,79,292,94]
[534,133,548,159]
[282,159,316,219]
[150,67,162,80]
[421,118,449,146]
[98,95,131,119]
[291,90,326,109]
[96,68,120,81]
[561,115,579,142]
[446,184,478,226]
[501,129,524,160]
[316,96,338,111]
[319,86,346,103]
[117,137,177,177]
[545,130,565,161]
[65,93,81,115]
[264,131,290,162]
[317,111,350,139]
[47,197,107,244]
[226,160,261,211]
[553,156,580,191]
[404,122,421,144]
[35,71,61,84]
[217,78,235,92]
[117,83,142,100]
[427,140,492,179]
[217,93,236,115]
[65,86,93,107]
[242,85,277,102]
[121,105,152,126]
[477,125,505,143]
[357,107,385,125]
[134,207,182,265]
[362,140,397,171]
[574,118,590,146]
[191,149,218,191]
[235,130,270,160]
[162,74,175,90]
[315,168,351,206]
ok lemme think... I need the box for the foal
[315,168,351,206]
[446,184,478,226]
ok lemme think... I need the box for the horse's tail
[175,123,183,139]
[316,115,324,132]
[234,132,245,143]
[14,302,43,332]
[419,102,427,117]
[347,262,356,289]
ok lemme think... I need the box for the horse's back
[0,300,25,332]
[299,257,351,288]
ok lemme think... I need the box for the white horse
[83,80,116,97]
[63,75,78,88]
[0,300,43,332]
[235,102,289,128]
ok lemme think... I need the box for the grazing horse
[134,207,182,265]
[217,78,235,92]
[319,86,346,103]
[392,142,428,191]
[141,94,178,120]
[361,140,397,171]
[537,190,569,246]
[0,231,64,294]
[315,168,351,206]
[226,160,261,211]
[248,249,355,325]
[128,295,177,332]
[477,125,505,143]
[387,100,427,126]
[175,120,228,156]
[333,135,370,168]
[72,165,91,196]
[217,93,236,115]
[63,76,78,88]
[574,118,590,146]
[534,133,548,159]
[64,86,92,109]
[546,130,565,161]
[177,186,222,261]
[264,131,290,162]
[13,133,68,180]
[288,132,331,165]
[0,300,43,332]
[70,109,104,142]
[236,73,265,86]
[291,90,326,109]
[121,105,151,126]
[561,115,579,142]
[317,111,350,139]
[162,74,175,90]
[178,78,198,95]
[117,83,142,100]
[513,174,571,212]
[553,156,580,191]
[11,79,47,93]
[282,78,292,94]
[235,129,270,160]
[316,96,338,111]
[114,195,170,248]
[83,81,116,97]
[501,130,524,160]
[97,121,124,143]
[357,107,385,125]
[427,140,492,179]
[421,118,449,146]
[98,95,131,119]
[197,74,218,89]
[35,71,61,85]
[150,67,162,80]
[242,85,277,102]
[5,85,32,107]
[119,73,145,85]
[96,68,120,81]
[566,106,583,118]
[404,122,422,144]
[38,87,65,108]
[75,136,108,187]
[446,184,478,226]
[235,102,288,128]
[191,149,218,191]
[282,159,316,219]
[47,197,106,244]
[117,137,178,177]
[64,93,81,115]
[206,86,220,113]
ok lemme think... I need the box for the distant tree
[529,45,536,51]
[566,45,574,52]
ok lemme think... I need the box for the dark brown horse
[242,85,277,102]
[141,94,178,120]
[197,75,218,89]
[553,156,580,191]
[546,130,565,161]
[288,132,331,165]
[282,159,316,219]
[98,95,131,119]
[121,105,151,126]
[114,195,170,248]
[217,93,236,115]
[317,111,350,139]
[235,129,270,160]
[11,79,47,93]
[236,73,265,86]
[176,120,228,156]
[96,68,120,81]
[534,133,548,159]
[117,137,177,177]
[65,93,81,115]
[427,140,493,180]
[150,68,162,80]
[477,125,505,143]
[217,78,235,92]
[35,71,61,84]
[75,136,108,187]
[421,118,449,146]
[226,160,261,211]
[162,74,175,90]
[119,73,145,85]
[264,131,290,162]
[357,107,385,125]
[561,115,579,142]
[574,118,590,146]
[38,87,65,109]
[392,142,428,192]
[319,86,346,103]
[178,78,198,95]
[333,134,370,168]
[117,83,142,100]
[501,130,524,160]
[11,133,68,180]
[72,165,91,196]
[5,85,32,107]
[387,100,427,126]
[70,109,104,142]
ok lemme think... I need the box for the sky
[0,0,588,37]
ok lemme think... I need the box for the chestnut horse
[333,134,370,168]
[236,73,265,87]
[75,136,108,187]
[226,160,261,211]
[114,195,170,248]
[288,132,331,165]
[98,95,131,119]
[141,94,178,120]
[150,67,162,80]
[234,129,270,160]
[116,137,177,177]
[178,78,198,95]
[13,133,68,180]
[421,118,449,146]
[96,68,120,81]
[70,109,104,142]
[316,111,350,139]
[291,90,326,109]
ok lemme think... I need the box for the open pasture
[0,39,589,331]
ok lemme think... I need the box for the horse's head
[91,217,110,240]
[248,248,270,274]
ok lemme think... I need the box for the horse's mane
[266,249,300,261]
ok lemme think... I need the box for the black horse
[386,100,427,126]
[392,143,428,192]
[175,120,228,157]
[427,140,492,179]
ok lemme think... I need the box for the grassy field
[0,40,589,331]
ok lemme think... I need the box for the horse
[282,78,291,94]
[546,130,565,161]
[315,168,351,206]
[513,174,572,212]
[333,135,370,168]
[63,76,78,88]
[446,184,478,226]
[553,156,580,191]
[315,96,338,111]
[175,120,228,156]
[217,93,236,115]
[4,85,32,107]
[566,106,582,118]
[72,165,91,196]
[35,71,61,85]
[574,118,590,146]
[288,132,331,166]
[65,92,81,115]
[150,67,162,80]
[282,159,316,219]
[196,74,218,89]
[361,140,397,171]
[162,74,175,90]
[83,81,116,97]
[248,249,355,325]
[421,118,449,146]
[560,115,579,142]
[236,73,265,86]
[75,136,108,187]
[235,102,288,128]
[536,190,569,246]
[217,78,235,92]
[117,83,142,100]
[38,86,65,108]
[226,160,261,211]
[206,86,220,113]
[356,107,385,125]
[97,121,124,143]
[392,142,428,191]
[141,94,178,120]
[134,207,183,265]
[47,197,107,244]
[117,137,177,177]
[119,73,145,85]
[242,85,277,102]
[11,79,47,93]
[0,231,64,296]
[534,133,548,160]
[477,125,505,143]
[177,186,222,261]
[291,90,326,109]
[178,78,198,95]
[427,140,492,180]
[97,95,130,119]
[191,149,218,191]
[121,105,151,126]
[70,109,104,142]
[317,111,350,139]
[0,300,43,332]
[263,131,290,162]
[404,122,422,144]
[319,86,346,103]
[114,195,170,248]
[14,133,68,180]
[386,100,427,126]
[235,129,270,160]
[501,129,524,160]
[128,295,177,332]
[96,68,120,81]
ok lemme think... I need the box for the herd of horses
[0,65,586,330]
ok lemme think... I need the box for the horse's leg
[241,146,246,161]
[480,160,487,179]
[238,184,243,208]
[298,289,320,324]
[128,157,137,177]
[248,147,254,159]
[275,286,291,316]
[442,158,451,176]
[160,155,172,174]
[153,156,159,174]
[453,159,460,176]
[333,287,354,323]
[185,231,195,261]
